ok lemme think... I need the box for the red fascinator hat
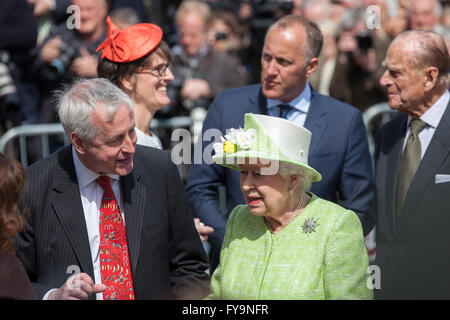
[96,16,163,63]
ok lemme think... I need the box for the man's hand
[180,79,211,101]
[40,36,62,63]
[27,0,54,17]
[48,272,106,300]
[194,218,214,242]
[69,47,99,78]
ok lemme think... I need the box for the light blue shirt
[266,82,312,127]
[404,90,450,158]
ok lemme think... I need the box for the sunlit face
[379,42,426,115]
[131,53,174,111]
[410,0,438,31]
[239,160,291,218]
[74,104,137,176]
[73,0,107,36]
[176,12,208,57]
[261,25,314,103]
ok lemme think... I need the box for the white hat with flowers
[213,113,322,182]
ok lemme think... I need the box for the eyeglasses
[136,63,172,78]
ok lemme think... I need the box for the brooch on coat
[302,217,319,234]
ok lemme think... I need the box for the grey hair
[392,30,449,89]
[55,78,133,141]
[279,162,314,194]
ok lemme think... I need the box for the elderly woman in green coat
[207,113,372,300]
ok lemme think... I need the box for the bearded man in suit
[15,78,210,300]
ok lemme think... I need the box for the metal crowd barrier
[361,102,398,262]
[0,123,69,168]
[362,102,398,157]
[0,116,200,168]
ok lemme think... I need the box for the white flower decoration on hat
[213,128,256,155]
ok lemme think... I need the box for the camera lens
[215,32,228,41]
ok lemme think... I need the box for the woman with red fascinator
[97,16,173,149]
[97,17,215,245]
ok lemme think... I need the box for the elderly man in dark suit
[374,30,450,299]
[187,15,375,272]
[15,78,210,300]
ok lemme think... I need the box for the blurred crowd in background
[1,0,449,162]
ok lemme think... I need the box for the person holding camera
[34,0,107,124]
[163,0,248,118]
[0,0,37,133]
[327,7,386,112]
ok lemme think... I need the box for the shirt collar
[408,90,450,129]
[266,82,311,113]
[72,146,120,189]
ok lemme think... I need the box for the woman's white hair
[55,78,133,141]
[278,162,314,194]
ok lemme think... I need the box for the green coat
[207,193,373,300]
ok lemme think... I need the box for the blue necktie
[278,104,293,119]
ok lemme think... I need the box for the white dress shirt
[135,127,163,149]
[266,82,312,127]
[44,147,125,300]
[403,90,450,159]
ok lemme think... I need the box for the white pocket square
[435,174,450,184]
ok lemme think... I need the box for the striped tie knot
[96,175,112,192]
[409,118,426,139]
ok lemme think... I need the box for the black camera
[215,32,228,41]
[42,39,82,80]
[355,32,373,53]
[0,50,20,110]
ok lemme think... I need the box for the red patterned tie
[97,176,135,300]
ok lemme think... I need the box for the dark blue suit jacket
[186,84,375,269]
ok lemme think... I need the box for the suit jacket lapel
[398,100,450,234]
[121,171,146,277]
[52,147,94,278]
[304,90,327,155]
[247,85,268,115]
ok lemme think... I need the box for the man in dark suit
[186,15,375,272]
[15,78,210,300]
[374,30,450,299]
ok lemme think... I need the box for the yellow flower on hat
[213,127,255,156]
[223,141,237,153]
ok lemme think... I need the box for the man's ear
[305,57,319,79]
[71,132,87,155]
[423,66,439,92]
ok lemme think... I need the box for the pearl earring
[289,189,294,195]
